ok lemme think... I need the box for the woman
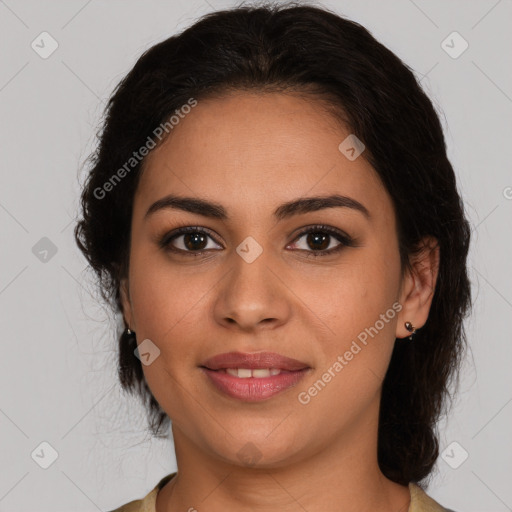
[75,3,471,511]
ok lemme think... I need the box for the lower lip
[200,368,309,402]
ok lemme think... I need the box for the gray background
[1,0,511,510]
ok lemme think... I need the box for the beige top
[109,472,453,512]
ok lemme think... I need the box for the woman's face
[121,92,425,468]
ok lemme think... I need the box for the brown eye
[305,232,331,251]
[182,232,208,251]
[293,231,341,252]
[159,227,222,255]
[288,225,355,257]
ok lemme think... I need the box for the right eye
[158,226,223,256]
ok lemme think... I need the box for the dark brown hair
[74,1,472,486]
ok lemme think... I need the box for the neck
[156,398,410,512]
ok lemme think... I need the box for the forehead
[135,92,390,221]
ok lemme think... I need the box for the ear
[120,277,135,330]
[396,236,440,339]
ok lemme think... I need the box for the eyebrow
[144,193,371,221]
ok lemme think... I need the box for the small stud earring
[404,321,416,340]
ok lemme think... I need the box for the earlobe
[395,236,440,339]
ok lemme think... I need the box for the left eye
[288,226,353,255]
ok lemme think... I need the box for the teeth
[224,368,282,378]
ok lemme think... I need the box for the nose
[213,245,292,332]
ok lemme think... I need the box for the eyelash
[158,224,356,258]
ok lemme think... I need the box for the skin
[120,92,440,512]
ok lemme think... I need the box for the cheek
[127,256,209,424]
[293,243,400,341]
[292,247,401,415]
[294,271,400,428]
[126,251,212,403]
[128,245,210,336]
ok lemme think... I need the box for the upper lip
[201,351,309,371]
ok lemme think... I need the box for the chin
[213,432,308,469]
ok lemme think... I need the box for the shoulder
[409,483,458,512]
[109,497,147,512]
[109,475,457,512]
[108,472,177,512]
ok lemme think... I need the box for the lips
[200,351,309,372]
[201,366,310,401]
